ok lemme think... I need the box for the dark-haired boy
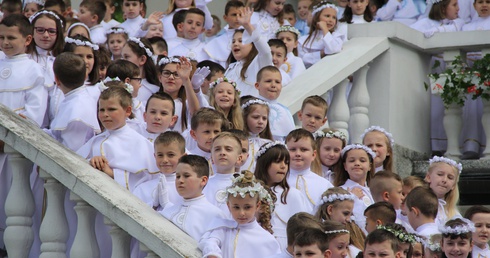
[404,186,439,239]
[78,0,107,44]
[168,8,208,62]
[268,39,292,86]
[465,205,490,258]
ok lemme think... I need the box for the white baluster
[104,217,130,258]
[140,242,158,258]
[442,50,462,159]
[39,169,68,258]
[69,192,99,258]
[481,99,490,159]
[328,79,350,141]
[348,65,371,144]
[3,145,34,258]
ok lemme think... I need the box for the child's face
[122,0,142,19]
[237,139,249,168]
[23,3,40,18]
[266,0,286,16]
[343,149,371,185]
[319,8,338,32]
[328,234,350,258]
[294,244,326,258]
[270,46,287,68]
[144,98,177,133]
[444,0,460,20]
[211,136,242,172]
[471,213,490,249]
[231,32,253,61]
[298,0,312,20]
[181,13,204,40]
[386,180,404,210]
[98,97,131,130]
[69,26,90,38]
[364,241,397,258]
[159,63,183,98]
[441,236,472,258]
[205,20,221,37]
[277,31,298,54]
[267,159,288,185]
[0,25,32,57]
[146,23,164,38]
[223,7,242,29]
[108,34,127,58]
[255,70,283,100]
[227,194,259,224]
[474,0,490,18]
[412,243,423,258]
[287,137,316,171]
[175,0,193,8]
[175,163,207,199]
[328,200,354,225]
[33,17,57,51]
[425,163,457,199]
[349,0,369,16]
[246,105,269,135]
[78,6,97,27]
[213,82,236,112]
[154,142,183,174]
[73,46,95,77]
[191,122,221,152]
[298,103,327,133]
[283,12,297,26]
[319,137,343,167]
[363,131,390,169]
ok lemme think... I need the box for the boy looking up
[298,95,328,133]
[168,8,208,62]
[78,0,106,44]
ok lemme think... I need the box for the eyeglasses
[130,77,142,83]
[161,70,180,78]
[34,27,57,36]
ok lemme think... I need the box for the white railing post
[328,79,351,141]
[481,99,490,159]
[39,169,68,258]
[104,217,131,258]
[442,50,463,159]
[69,192,99,258]
[348,65,371,144]
[3,145,35,258]
[140,242,158,258]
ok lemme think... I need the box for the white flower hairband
[312,1,339,16]
[429,156,463,174]
[255,141,286,160]
[29,10,63,27]
[377,225,417,244]
[325,229,350,235]
[426,0,443,5]
[67,22,89,35]
[423,238,441,252]
[241,99,269,110]
[209,77,241,96]
[360,126,395,148]
[106,27,128,35]
[227,174,275,213]
[341,144,376,159]
[439,218,475,235]
[158,56,181,66]
[320,193,355,205]
[65,37,99,50]
[98,77,134,94]
[24,0,45,7]
[276,25,300,37]
[128,37,155,61]
[314,130,346,141]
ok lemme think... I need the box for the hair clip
[313,130,347,141]
[29,10,63,27]
[360,126,395,148]
[255,141,286,160]
[429,156,462,174]
[320,193,355,205]
[341,144,376,159]
[312,1,339,16]
[209,77,241,96]
[127,37,154,62]
[241,99,269,110]
[158,56,181,66]
[106,27,128,35]
[65,37,99,50]
[325,229,349,235]
[276,25,300,37]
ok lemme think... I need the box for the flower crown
[128,37,155,62]
[65,37,99,50]
[209,77,241,96]
[255,141,286,160]
[158,56,181,66]
[341,144,376,159]
[312,1,339,16]
[426,0,443,5]
[423,236,441,251]
[67,22,89,35]
[320,193,355,205]
[24,0,45,7]
[325,229,350,235]
[429,156,462,174]
[276,25,300,37]
[227,173,275,213]
[313,130,347,141]
[29,10,63,27]
[98,77,134,95]
[439,218,475,235]
[377,225,417,244]
[360,126,395,148]
[106,27,128,35]
[241,99,269,110]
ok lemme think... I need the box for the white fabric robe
[298,24,348,68]
[287,168,334,213]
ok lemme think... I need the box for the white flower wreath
[65,37,99,50]
[24,0,45,6]
[98,77,134,94]
[106,27,128,35]
[29,10,63,27]
[255,141,286,160]
[275,25,300,37]
[128,37,154,61]
[429,156,463,174]
[360,126,395,148]
[439,218,475,235]
[158,56,181,66]
[226,175,275,213]
[241,99,269,110]
[312,1,339,16]
[324,229,350,235]
[320,193,355,205]
[313,130,347,141]
[341,144,376,159]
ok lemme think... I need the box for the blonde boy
[141,93,177,142]
[286,129,333,213]
[464,205,490,258]
[404,186,439,239]
[298,96,328,133]
[203,132,243,216]
[169,8,208,62]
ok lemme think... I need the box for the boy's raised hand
[142,11,165,30]
[237,7,253,26]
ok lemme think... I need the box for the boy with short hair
[404,186,439,239]
[364,202,396,234]
[187,108,226,161]
[1,0,22,17]
[78,0,106,44]
[168,8,208,62]
[228,129,250,172]
[156,154,224,241]
[101,0,120,31]
[148,37,168,56]
[283,4,297,26]
[293,228,330,258]
[255,66,295,142]
[267,39,292,86]
[298,95,328,133]
[166,9,187,50]
[44,0,65,17]
[139,92,178,142]
[464,205,490,258]
[203,132,243,216]
[286,129,333,212]
[364,228,400,258]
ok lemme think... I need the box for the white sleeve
[322,23,348,55]
[243,28,273,68]
[59,121,96,151]
[199,228,224,258]
[298,42,322,67]
[23,75,48,127]
[376,0,401,21]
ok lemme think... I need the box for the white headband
[209,77,241,96]
[29,10,63,27]
[360,126,395,148]
[439,218,475,235]
[65,37,99,50]
[313,130,346,141]
[24,0,44,7]
[241,99,269,110]
[98,77,134,95]
[276,25,300,37]
[320,193,355,205]
[429,156,462,174]
[255,141,286,160]
[325,229,349,235]
[67,22,89,36]
[128,37,154,59]
[227,173,275,213]
[312,2,339,16]
[426,0,443,5]
[158,56,181,66]
[106,27,128,35]
[341,144,376,159]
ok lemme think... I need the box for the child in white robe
[119,0,146,37]
[464,206,490,258]
[311,130,347,183]
[404,186,439,239]
[168,8,208,62]
[251,0,290,40]
[276,25,306,80]
[199,171,281,258]
[376,0,426,25]
[161,0,214,40]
